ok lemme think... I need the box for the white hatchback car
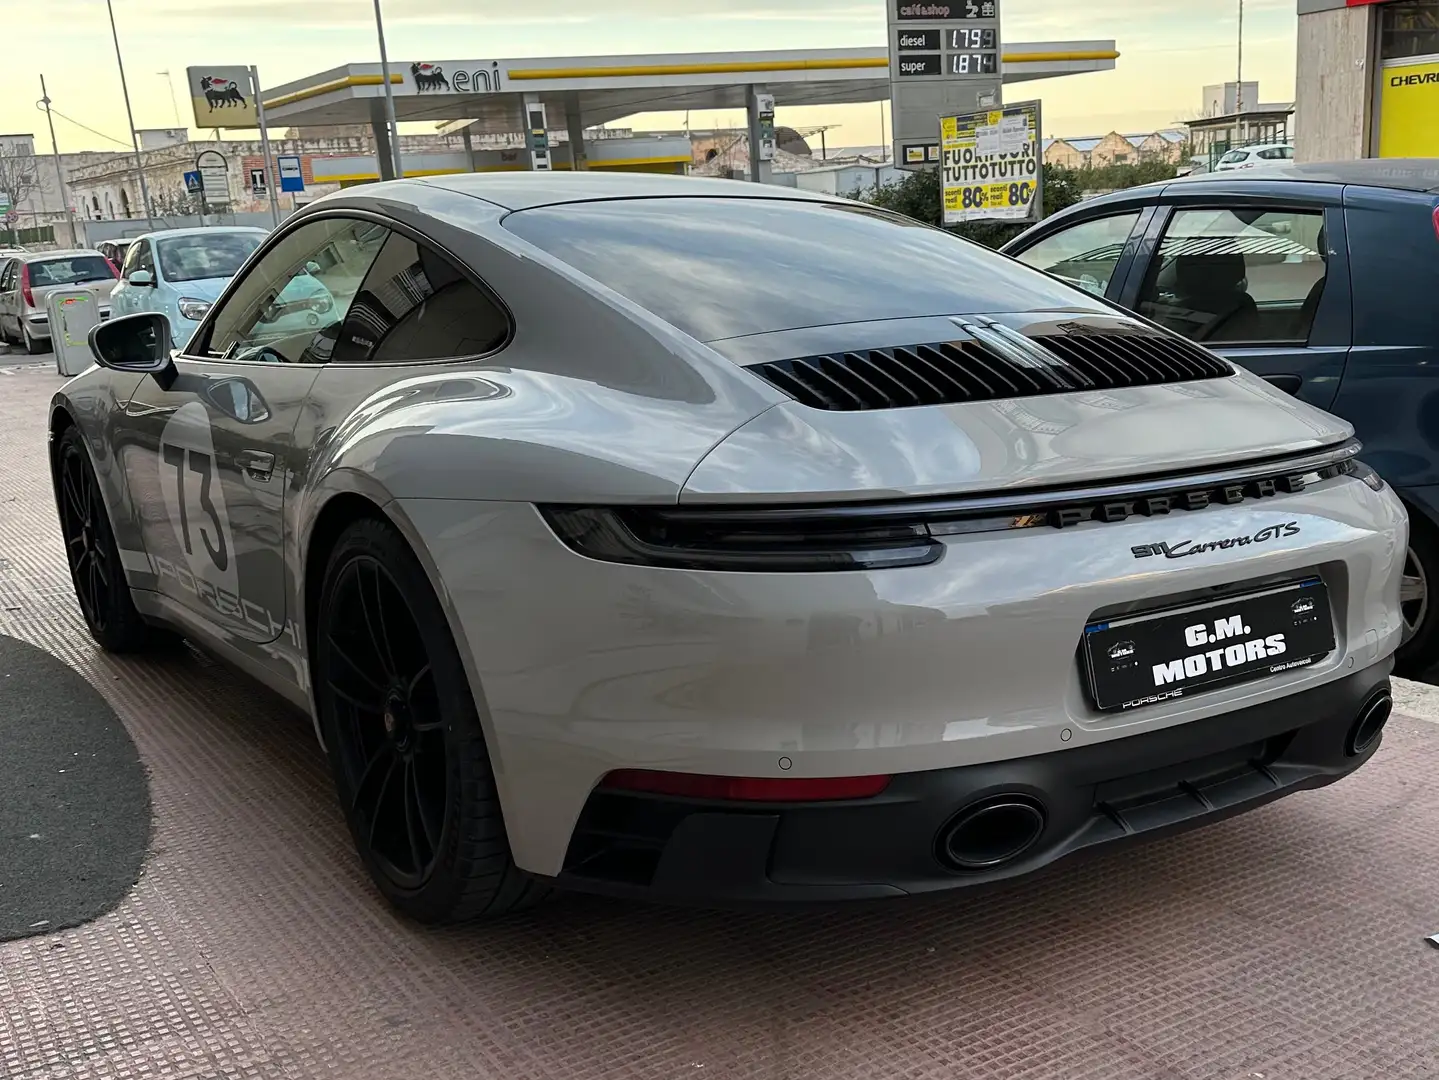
[1215,144,1297,171]
[111,226,336,350]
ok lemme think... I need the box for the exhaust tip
[1348,691,1393,757]
[938,795,1047,871]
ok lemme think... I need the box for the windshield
[157,233,263,283]
[503,197,1101,342]
[28,256,115,287]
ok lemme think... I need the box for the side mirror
[128,269,154,286]
[89,313,177,389]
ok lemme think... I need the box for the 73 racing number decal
[158,402,239,599]
[161,443,228,571]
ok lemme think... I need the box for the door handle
[236,449,276,482]
[1262,374,1303,396]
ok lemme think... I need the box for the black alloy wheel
[324,554,448,889]
[54,426,161,652]
[1395,511,1439,677]
[315,518,546,922]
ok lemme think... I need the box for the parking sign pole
[250,66,282,228]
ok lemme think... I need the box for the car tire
[54,426,170,653]
[1395,510,1439,677]
[315,517,548,923]
[22,324,43,355]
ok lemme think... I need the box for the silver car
[47,174,1407,922]
[0,248,117,353]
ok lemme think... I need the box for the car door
[1115,183,1351,411]
[1005,205,1154,302]
[111,240,149,319]
[119,215,390,646]
[0,260,15,336]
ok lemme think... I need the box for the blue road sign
[277,156,304,193]
[183,170,202,195]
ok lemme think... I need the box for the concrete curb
[1392,677,1439,724]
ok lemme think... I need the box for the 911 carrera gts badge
[1131,522,1300,560]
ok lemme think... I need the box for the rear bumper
[546,662,1393,904]
[396,475,1405,877]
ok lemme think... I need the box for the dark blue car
[1002,159,1439,674]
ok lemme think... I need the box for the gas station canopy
[263,44,1119,135]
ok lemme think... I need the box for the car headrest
[1175,253,1247,295]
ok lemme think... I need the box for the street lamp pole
[1237,0,1249,143]
[372,0,405,178]
[39,76,78,248]
[104,0,155,229]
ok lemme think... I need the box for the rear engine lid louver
[748,320,1234,412]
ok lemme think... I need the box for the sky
[1,0,1298,154]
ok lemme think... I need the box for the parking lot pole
[373,0,405,179]
[565,92,588,171]
[250,67,283,228]
[104,0,155,230]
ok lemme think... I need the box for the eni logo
[410,62,503,94]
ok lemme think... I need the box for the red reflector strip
[600,769,891,802]
[1433,204,1439,244]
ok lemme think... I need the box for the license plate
[1083,578,1335,712]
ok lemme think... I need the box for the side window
[329,233,508,364]
[199,217,389,363]
[1258,147,1285,161]
[1011,213,1142,297]
[0,262,13,292]
[125,242,152,277]
[1137,208,1328,345]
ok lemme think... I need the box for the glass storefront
[1380,0,1439,59]
[1378,0,1439,157]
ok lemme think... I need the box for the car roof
[1168,158,1439,193]
[24,249,106,260]
[135,226,269,241]
[416,170,845,212]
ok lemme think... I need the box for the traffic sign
[183,171,201,195]
[196,149,230,204]
[277,156,304,193]
[0,191,11,215]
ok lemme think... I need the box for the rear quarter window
[1345,191,1439,346]
[501,197,1103,342]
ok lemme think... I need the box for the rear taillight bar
[600,770,892,802]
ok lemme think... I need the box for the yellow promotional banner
[940,100,1042,227]
[1379,57,1439,158]
[186,66,258,130]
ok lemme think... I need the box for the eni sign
[407,61,503,95]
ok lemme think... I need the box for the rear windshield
[502,197,1099,342]
[29,256,115,287]
[158,233,262,283]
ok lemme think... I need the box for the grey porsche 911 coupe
[50,172,1406,922]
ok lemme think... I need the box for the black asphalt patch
[0,635,151,940]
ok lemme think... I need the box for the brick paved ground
[3,353,1439,1079]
